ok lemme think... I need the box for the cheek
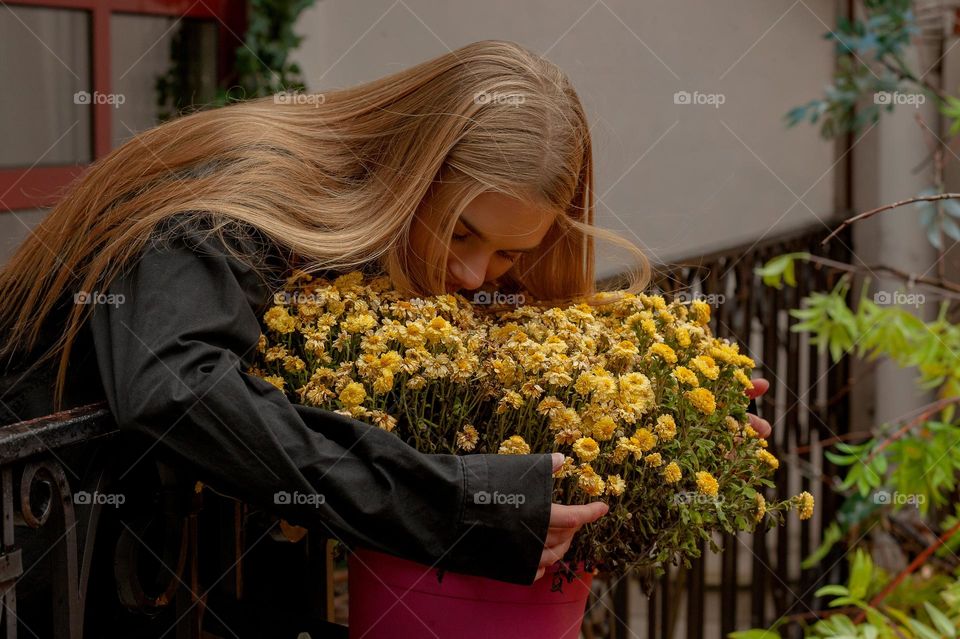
[485,259,515,281]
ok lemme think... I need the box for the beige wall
[293,0,840,276]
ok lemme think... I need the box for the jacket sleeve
[86,229,553,585]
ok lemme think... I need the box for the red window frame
[1,0,245,211]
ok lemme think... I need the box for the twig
[805,254,960,297]
[822,193,960,246]
[864,396,960,465]
[853,519,960,624]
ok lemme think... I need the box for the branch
[864,396,960,465]
[822,193,960,245]
[804,254,960,297]
[853,519,960,624]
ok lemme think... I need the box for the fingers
[548,501,609,528]
[536,501,610,580]
[748,412,772,439]
[550,452,564,473]
[745,377,770,399]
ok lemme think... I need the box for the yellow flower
[695,471,719,498]
[338,382,367,408]
[342,312,377,334]
[612,436,640,463]
[725,416,741,434]
[796,491,814,520]
[685,388,716,415]
[647,343,678,364]
[553,456,576,478]
[577,464,605,496]
[644,452,663,467]
[654,415,677,441]
[282,355,305,373]
[572,436,601,462]
[743,425,759,438]
[618,372,654,412]
[605,474,627,496]
[734,369,755,390]
[630,427,657,452]
[662,462,682,483]
[610,339,639,361]
[536,396,565,416]
[689,355,719,380]
[671,366,699,387]
[496,390,525,413]
[755,493,766,522]
[456,425,479,451]
[640,318,658,337]
[691,300,711,325]
[589,416,617,441]
[548,407,582,431]
[756,449,779,469]
[263,375,285,391]
[264,306,296,333]
[372,371,395,393]
[674,327,691,348]
[498,435,531,455]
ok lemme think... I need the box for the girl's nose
[448,256,487,291]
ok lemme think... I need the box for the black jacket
[1,217,553,633]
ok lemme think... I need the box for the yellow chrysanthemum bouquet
[250,270,814,579]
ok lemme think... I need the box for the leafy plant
[156,0,316,120]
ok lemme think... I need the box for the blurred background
[3,1,960,637]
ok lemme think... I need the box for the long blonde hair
[0,39,649,411]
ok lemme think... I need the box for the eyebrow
[458,216,540,252]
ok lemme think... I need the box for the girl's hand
[535,453,608,581]
[746,377,772,439]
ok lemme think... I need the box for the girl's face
[412,191,556,294]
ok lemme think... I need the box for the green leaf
[815,584,851,597]
[922,601,956,637]
[908,618,944,639]
[848,549,873,600]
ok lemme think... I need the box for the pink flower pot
[347,546,594,639]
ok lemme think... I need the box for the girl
[0,39,770,634]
